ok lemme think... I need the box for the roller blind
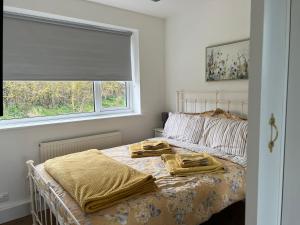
[1,7,3,116]
[3,13,132,81]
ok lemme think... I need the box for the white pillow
[199,117,248,156]
[163,113,206,143]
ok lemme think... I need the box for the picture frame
[206,39,250,81]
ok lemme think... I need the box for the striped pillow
[199,117,248,156]
[163,113,206,143]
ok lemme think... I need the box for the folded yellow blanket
[44,149,157,213]
[161,154,225,176]
[129,142,173,158]
[175,153,210,168]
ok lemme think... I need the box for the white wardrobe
[281,0,300,224]
[247,0,300,224]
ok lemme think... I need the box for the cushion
[199,117,248,156]
[163,113,206,144]
[186,108,246,121]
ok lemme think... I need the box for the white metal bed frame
[26,161,80,225]
[176,90,248,117]
[26,90,248,225]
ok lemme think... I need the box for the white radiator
[39,131,122,162]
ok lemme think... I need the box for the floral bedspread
[36,145,245,225]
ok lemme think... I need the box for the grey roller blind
[3,13,132,81]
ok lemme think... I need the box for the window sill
[0,112,142,132]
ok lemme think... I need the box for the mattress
[35,142,245,225]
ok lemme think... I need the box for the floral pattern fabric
[36,144,245,225]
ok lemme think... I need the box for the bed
[26,90,248,225]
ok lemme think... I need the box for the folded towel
[175,153,210,168]
[44,149,157,213]
[141,140,168,150]
[161,154,225,176]
[129,142,173,158]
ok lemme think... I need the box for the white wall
[165,0,251,111]
[0,0,165,222]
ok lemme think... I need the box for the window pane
[101,81,127,109]
[1,81,94,120]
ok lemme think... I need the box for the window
[100,81,128,109]
[2,12,140,126]
[0,81,132,121]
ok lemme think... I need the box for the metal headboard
[176,90,248,118]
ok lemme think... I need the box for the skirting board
[0,199,30,224]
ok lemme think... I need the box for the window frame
[0,81,134,123]
[95,81,132,113]
[1,7,141,130]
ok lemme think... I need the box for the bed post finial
[26,160,34,174]
[26,160,34,165]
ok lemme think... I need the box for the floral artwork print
[206,40,249,81]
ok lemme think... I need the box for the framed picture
[206,39,249,81]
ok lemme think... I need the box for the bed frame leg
[26,160,37,225]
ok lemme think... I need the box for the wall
[0,0,165,222]
[165,0,251,111]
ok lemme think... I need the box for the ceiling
[86,0,194,18]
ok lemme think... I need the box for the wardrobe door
[247,0,290,225]
[281,0,300,224]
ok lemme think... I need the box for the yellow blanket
[44,149,157,213]
[161,154,225,176]
[175,153,210,167]
[129,142,173,158]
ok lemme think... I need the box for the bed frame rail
[176,90,248,117]
[26,160,80,225]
